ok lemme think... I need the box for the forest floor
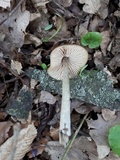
[0,0,120,160]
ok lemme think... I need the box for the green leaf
[40,63,48,70]
[108,124,120,157]
[81,32,102,49]
[44,24,53,31]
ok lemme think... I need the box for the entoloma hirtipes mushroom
[47,44,88,147]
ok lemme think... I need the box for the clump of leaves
[81,32,102,49]
[108,124,120,157]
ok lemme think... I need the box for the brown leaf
[0,6,30,52]
[11,60,23,75]
[45,140,88,160]
[79,0,101,14]
[75,103,93,114]
[0,123,37,160]
[87,112,120,159]
[27,138,48,158]
[102,108,117,121]
[50,126,59,141]
[40,91,57,104]
[100,31,110,56]
[0,121,13,145]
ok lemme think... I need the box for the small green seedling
[42,14,64,42]
[79,64,88,77]
[108,124,120,157]
[40,63,48,70]
[44,24,53,31]
[81,32,102,49]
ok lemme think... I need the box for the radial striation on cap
[48,44,88,80]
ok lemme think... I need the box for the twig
[61,112,89,160]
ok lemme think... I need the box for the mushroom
[47,44,88,147]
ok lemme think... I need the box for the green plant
[108,124,120,157]
[79,64,88,77]
[44,24,53,31]
[40,63,48,70]
[42,14,64,42]
[81,32,102,49]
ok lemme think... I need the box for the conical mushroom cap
[47,44,88,80]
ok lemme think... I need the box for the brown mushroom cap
[47,44,88,80]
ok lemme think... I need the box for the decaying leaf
[31,0,49,13]
[11,60,23,75]
[98,0,109,19]
[0,0,10,9]
[61,0,73,7]
[102,109,117,121]
[0,121,13,146]
[0,6,30,53]
[100,31,110,56]
[45,140,88,160]
[24,33,42,47]
[50,126,59,141]
[79,0,101,14]
[27,138,48,158]
[87,112,120,159]
[40,91,57,104]
[94,51,104,70]
[0,123,37,160]
[108,54,120,71]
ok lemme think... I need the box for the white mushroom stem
[59,57,71,147]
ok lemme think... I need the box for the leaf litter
[0,0,120,159]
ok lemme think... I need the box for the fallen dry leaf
[0,6,30,53]
[0,0,10,9]
[98,0,109,19]
[50,126,59,141]
[45,140,88,160]
[75,103,93,114]
[27,138,48,158]
[0,123,37,160]
[79,0,101,14]
[94,51,104,70]
[87,112,120,159]
[40,91,57,104]
[24,33,42,47]
[11,60,23,75]
[0,112,7,121]
[102,108,117,121]
[61,0,73,7]
[31,0,49,13]
[108,54,120,71]
[0,121,13,146]
[101,31,110,56]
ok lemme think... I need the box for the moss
[6,86,33,119]
[26,69,120,109]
